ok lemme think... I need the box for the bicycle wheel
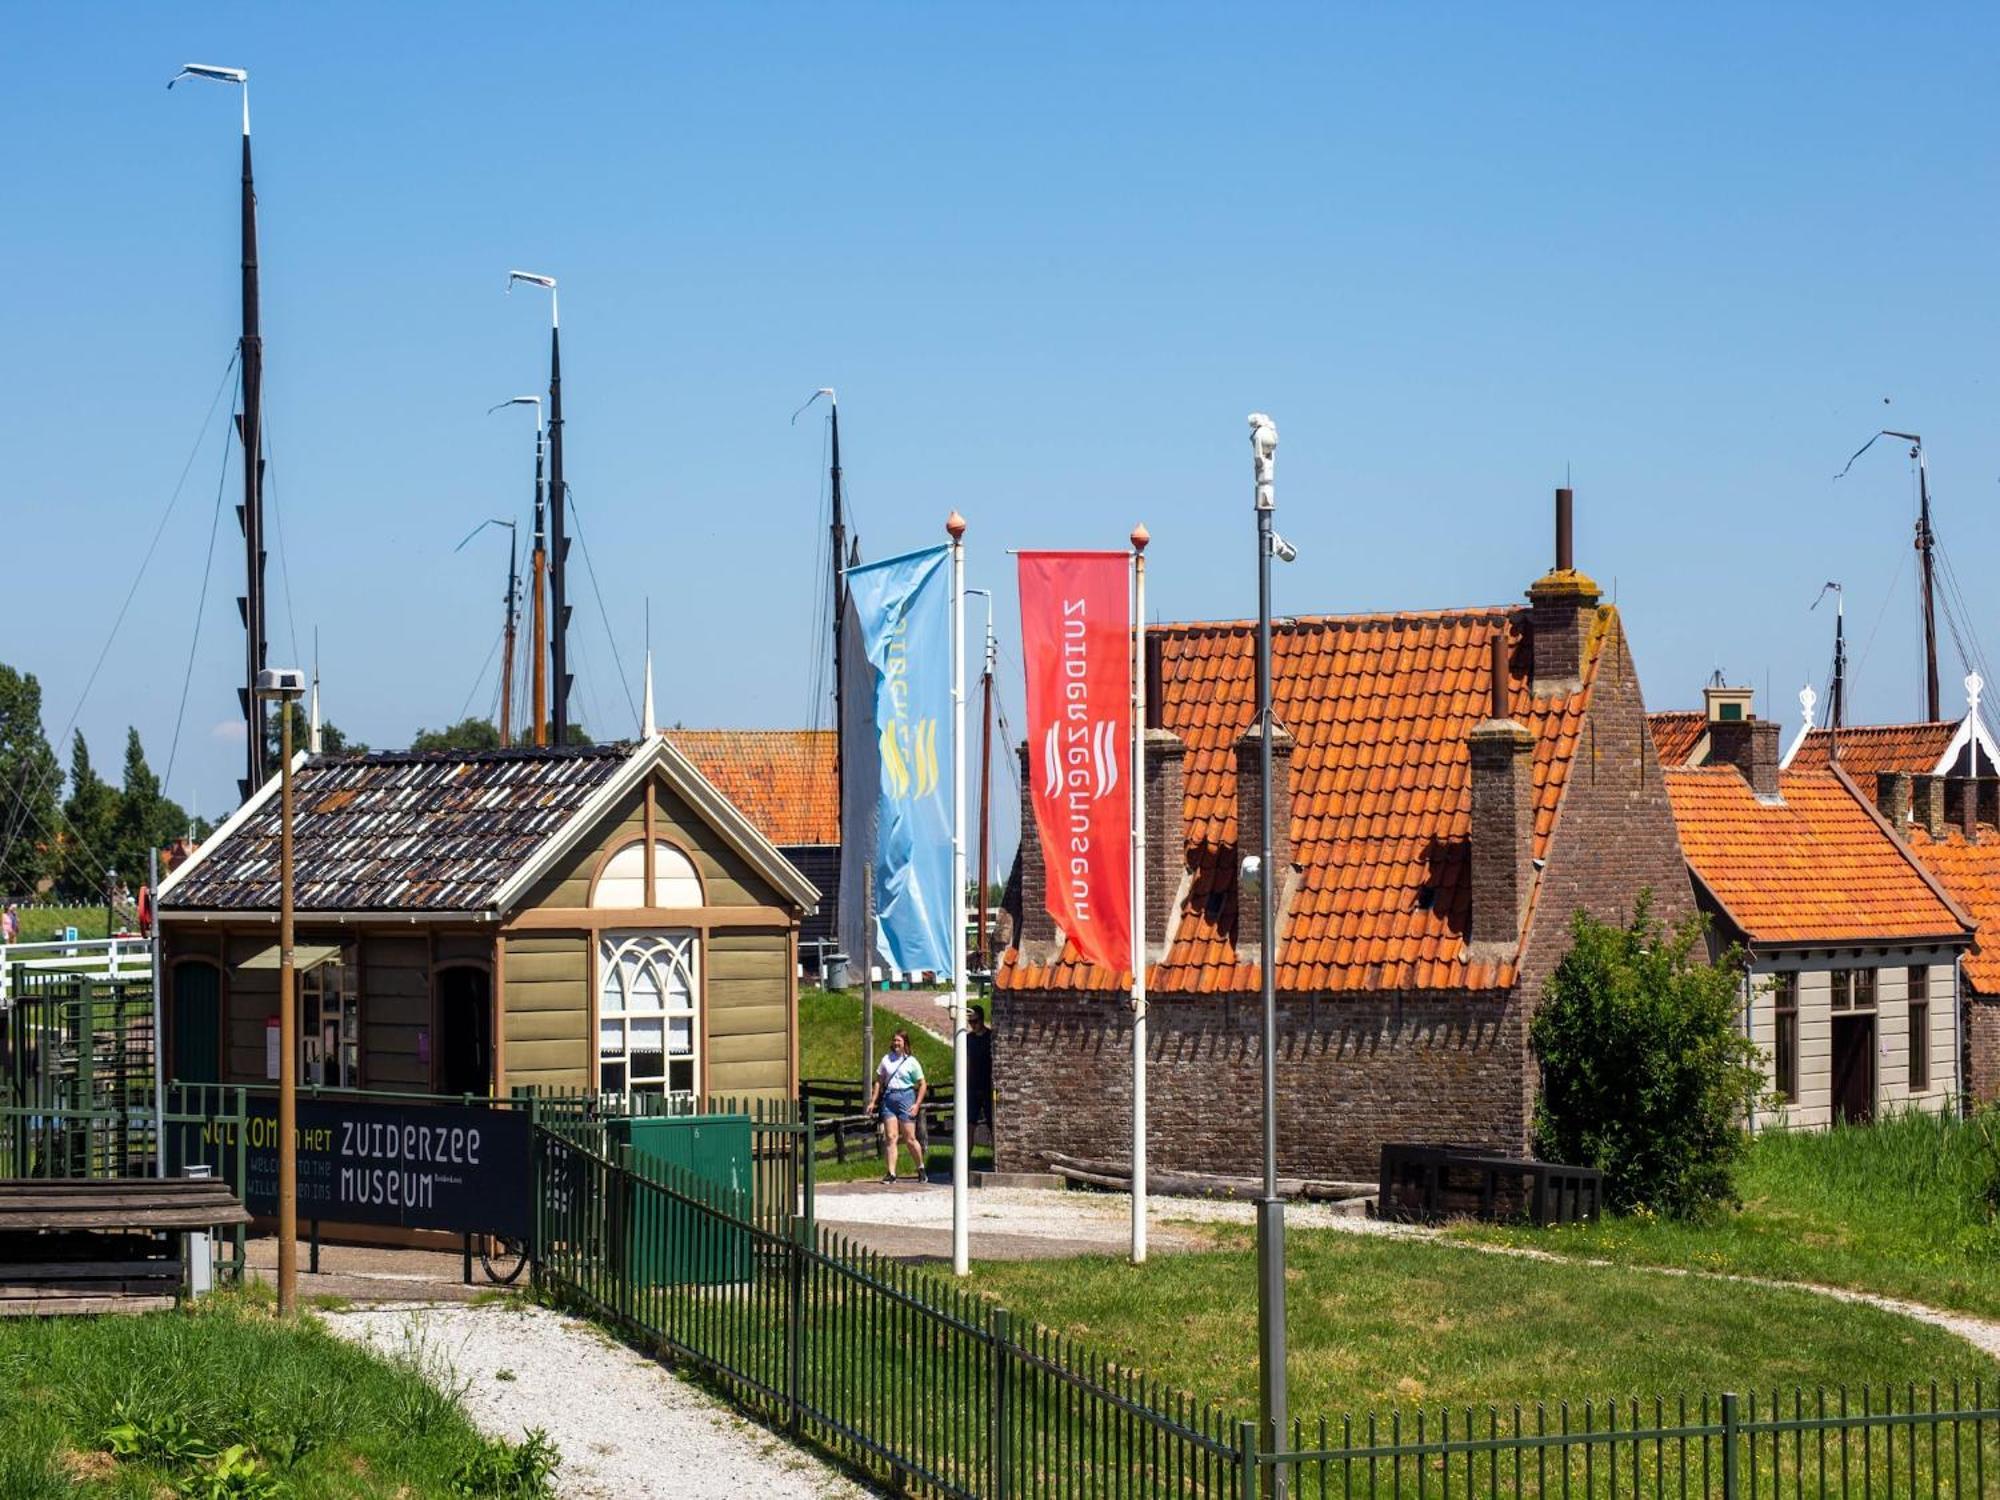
[480,1235,528,1284]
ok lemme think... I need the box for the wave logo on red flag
[1018,551,1132,974]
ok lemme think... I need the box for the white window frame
[598,930,700,1099]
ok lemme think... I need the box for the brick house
[1655,697,1973,1128]
[993,491,1694,1181]
[1654,679,2000,1104]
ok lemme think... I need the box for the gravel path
[325,1302,874,1500]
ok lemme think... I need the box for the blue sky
[5,5,1998,875]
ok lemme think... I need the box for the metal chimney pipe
[1491,626,1510,721]
[1555,488,1574,572]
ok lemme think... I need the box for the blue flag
[839,544,955,979]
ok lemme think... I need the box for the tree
[110,728,190,892]
[58,732,120,901]
[410,717,502,752]
[1531,896,1764,1221]
[0,664,61,894]
[263,702,365,763]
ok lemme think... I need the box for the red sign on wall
[1017,551,1132,975]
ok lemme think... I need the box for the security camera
[1269,532,1299,564]
[255,668,307,698]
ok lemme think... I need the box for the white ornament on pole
[948,511,971,1277]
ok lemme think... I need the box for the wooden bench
[0,1178,251,1315]
[1377,1143,1602,1227]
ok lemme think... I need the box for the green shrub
[1531,896,1764,1220]
[450,1428,561,1498]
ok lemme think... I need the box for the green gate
[608,1112,752,1286]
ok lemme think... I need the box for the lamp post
[257,667,305,1315]
[1249,412,1291,1490]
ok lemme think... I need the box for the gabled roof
[1785,721,1964,778]
[1663,765,1970,947]
[158,740,820,917]
[1906,825,2000,992]
[1001,603,1607,996]
[665,730,837,847]
[1648,711,1707,767]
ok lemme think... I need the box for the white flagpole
[1131,524,1150,1263]
[947,511,971,1277]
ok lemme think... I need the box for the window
[598,931,699,1097]
[1771,972,1798,1104]
[593,841,704,909]
[1832,968,1877,1011]
[300,948,358,1088]
[1909,968,1931,1092]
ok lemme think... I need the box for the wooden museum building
[152,739,818,1105]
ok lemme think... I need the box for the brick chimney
[1142,728,1187,960]
[1526,487,1603,695]
[1914,775,1947,839]
[1981,778,1999,835]
[1013,741,1058,958]
[1468,626,1534,949]
[1708,717,1781,801]
[1235,720,1295,953]
[1947,776,1980,844]
[1876,771,1912,833]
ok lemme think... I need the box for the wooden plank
[0,1208,249,1230]
[0,1260,182,1280]
[0,1294,178,1316]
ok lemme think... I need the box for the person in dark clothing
[966,1004,994,1144]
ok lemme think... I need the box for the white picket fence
[0,936,154,1006]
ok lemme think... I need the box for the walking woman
[866,1030,928,1183]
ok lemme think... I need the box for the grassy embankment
[974,1226,1999,1427]
[10,905,114,943]
[1451,1109,2000,1319]
[0,1292,554,1498]
[798,986,993,1181]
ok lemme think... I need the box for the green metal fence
[533,1122,1246,1498]
[532,1118,2000,1500]
[1257,1384,2000,1497]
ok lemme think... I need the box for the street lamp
[257,665,306,1316]
[1249,412,1293,1489]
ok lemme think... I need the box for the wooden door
[171,963,222,1085]
[1831,1014,1875,1125]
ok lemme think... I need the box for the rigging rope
[0,347,240,886]
[164,386,240,797]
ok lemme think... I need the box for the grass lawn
[10,904,114,943]
[971,1225,2000,1425]
[0,1291,554,1498]
[798,986,994,1182]
[1450,1110,2000,1320]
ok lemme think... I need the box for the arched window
[592,841,703,909]
[598,930,699,1096]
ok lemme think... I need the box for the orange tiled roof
[1648,711,1707,767]
[1664,765,1966,945]
[1001,604,1607,996]
[665,730,837,847]
[1907,825,2000,991]
[1787,722,1959,778]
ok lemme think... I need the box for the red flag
[1018,551,1132,974]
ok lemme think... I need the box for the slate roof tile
[161,745,631,912]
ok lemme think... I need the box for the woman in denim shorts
[866,1030,928,1184]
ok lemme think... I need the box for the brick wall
[992,988,1520,1179]
[1968,991,2000,1107]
